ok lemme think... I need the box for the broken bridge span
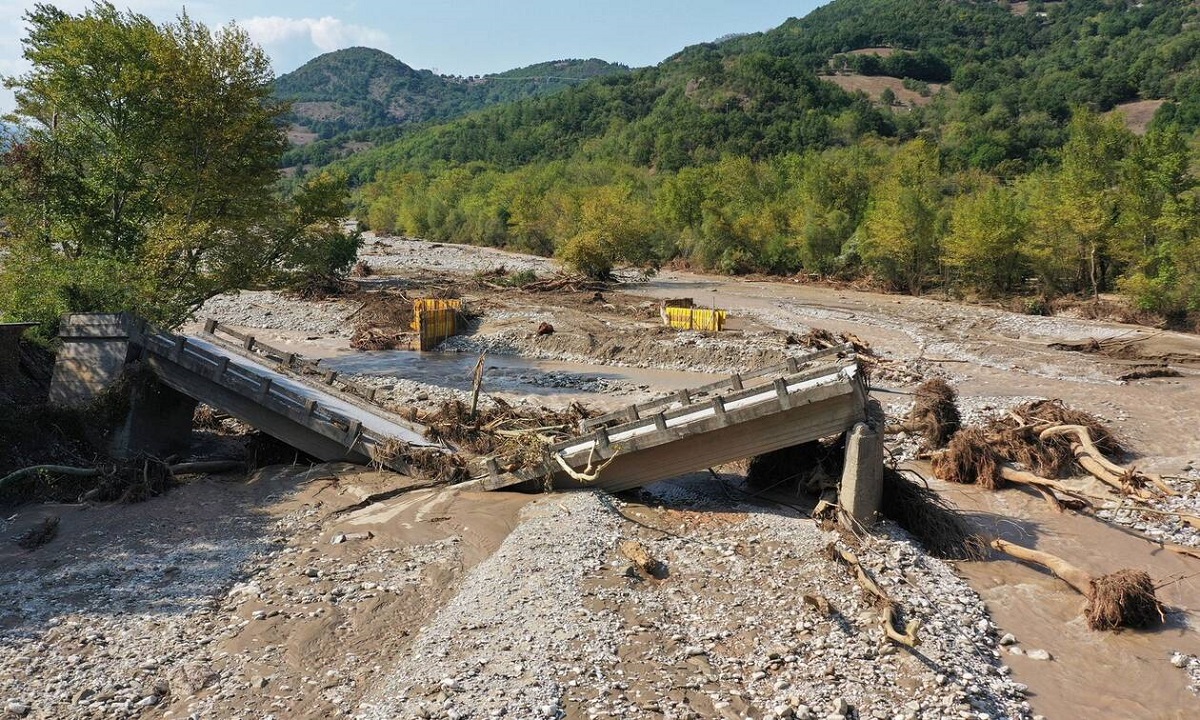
[49,313,882,523]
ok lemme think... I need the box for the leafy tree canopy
[0,2,356,336]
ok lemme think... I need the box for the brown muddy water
[931,475,1200,720]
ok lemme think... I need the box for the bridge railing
[579,343,854,432]
[479,354,862,489]
[201,319,389,408]
[138,328,409,462]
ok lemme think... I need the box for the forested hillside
[341,0,1200,321]
[275,48,628,169]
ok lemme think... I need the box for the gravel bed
[356,490,624,719]
[359,236,559,275]
[358,480,1032,720]
[440,326,792,375]
[196,290,360,337]
[0,483,289,719]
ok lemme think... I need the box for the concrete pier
[838,420,884,530]
[108,376,198,459]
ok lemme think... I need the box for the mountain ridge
[274,47,630,150]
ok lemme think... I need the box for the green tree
[944,184,1028,295]
[860,139,945,293]
[1023,108,1131,297]
[559,184,658,279]
[1114,127,1200,316]
[0,3,351,333]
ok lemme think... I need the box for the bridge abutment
[50,313,197,459]
[49,313,141,407]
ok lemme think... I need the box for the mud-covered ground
[4,234,1200,720]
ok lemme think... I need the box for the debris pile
[916,388,1193,630]
[348,291,415,351]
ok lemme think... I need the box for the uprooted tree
[0,2,359,338]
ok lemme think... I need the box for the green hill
[274,48,629,168]
[344,0,1200,319]
[340,0,1200,179]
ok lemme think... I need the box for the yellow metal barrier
[412,298,463,315]
[414,308,457,351]
[411,297,463,351]
[662,306,727,332]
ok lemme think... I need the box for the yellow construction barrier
[412,297,463,315]
[662,305,727,332]
[411,298,464,351]
[413,308,457,351]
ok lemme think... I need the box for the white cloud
[239,16,388,62]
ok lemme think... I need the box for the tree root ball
[931,427,1004,489]
[1086,569,1163,631]
[910,378,961,448]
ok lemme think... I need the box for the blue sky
[2,1,826,113]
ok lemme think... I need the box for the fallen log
[0,465,100,490]
[990,538,1163,631]
[1039,424,1175,496]
[832,545,921,647]
[1,459,247,492]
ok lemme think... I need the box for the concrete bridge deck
[51,314,443,470]
[466,348,871,495]
[52,314,879,521]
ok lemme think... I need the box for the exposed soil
[1109,99,1166,136]
[823,74,944,108]
[6,235,1200,720]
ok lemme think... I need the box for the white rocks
[999,633,1016,646]
[1025,649,1053,662]
[1170,652,1190,669]
[4,701,29,717]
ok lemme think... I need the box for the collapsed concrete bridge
[460,348,883,525]
[50,313,883,524]
[49,314,441,472]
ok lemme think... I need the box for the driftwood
[1039,425,1177,497]
[832,545,921,647]
[469,353,486,420]
[0,465,100,490]
[0,459,246,492]
[990,538,1163,631]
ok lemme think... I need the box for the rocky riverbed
[6,234,1200,719]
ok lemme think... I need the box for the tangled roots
[909,378,961,448]
[881,469,985,560]
[1086,569,1163,631]
[931,427,1004,490]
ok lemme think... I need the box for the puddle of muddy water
[320,349,718,400]
[930,475,1200,720]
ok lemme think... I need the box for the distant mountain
[333,0,1200,180]
[275,47,453,139]
[274,47,629,169]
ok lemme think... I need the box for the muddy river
[197,264,1200,718]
